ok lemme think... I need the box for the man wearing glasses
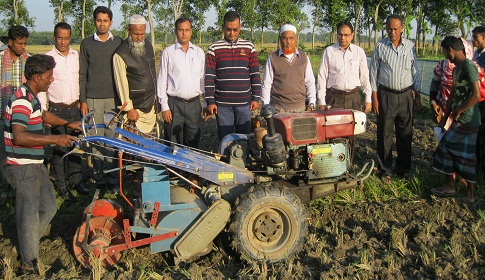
[37,22,89,200]
[261,23,316,113]
[317,21,372,113]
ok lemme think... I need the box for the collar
[224,38,240,45]
[278,48,300,57]
[384,37,405,48]
[332,43,354,51]
[175,41,194,50]
[52,46,76,57]
[94,31,114,42]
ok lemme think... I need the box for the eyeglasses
[337,33,352,37]
[55,37,71,42]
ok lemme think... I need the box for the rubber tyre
[229,183,308,262]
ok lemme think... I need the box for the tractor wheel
[229,183,308,262]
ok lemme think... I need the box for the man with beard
[113,14,157,136]
[79,6,122,193]
[317,21,372,112]
[157,16,205,148]
[261,23,316,112]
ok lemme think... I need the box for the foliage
[0,0,35,31]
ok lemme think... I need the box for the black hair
[337,21,354,33]
[224,11,240,24]
[93,6,113,21]
[441,36,464,52]
[386,14,404,26]
[175,16,192,30]
[24,55,56,80]
[54,22,72,36]
[472,26,485,36]
[8,26,29,41]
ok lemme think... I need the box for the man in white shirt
[317,21,372,112]
[157,16,205,148]
[261,24,316,112]
[37,22,89,200]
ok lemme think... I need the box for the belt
[379,85,412,94]
[327,87,359,95]
[49,100,79,108]
[169,95,200,103]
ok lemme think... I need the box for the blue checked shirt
[370,37,421,92]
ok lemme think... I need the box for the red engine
[272,108,367,145]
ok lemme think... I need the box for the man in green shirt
[432,36,481,203]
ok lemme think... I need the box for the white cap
[280,24,297,34]
[129,14,146,25]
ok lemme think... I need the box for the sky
[22,0,218,32]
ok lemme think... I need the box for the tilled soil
[0,105,484,279]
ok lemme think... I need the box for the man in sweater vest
[79,6,122,193]
[205,11,262,141]
[261,24,316,113]
[113,14,157,136]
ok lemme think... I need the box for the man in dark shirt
[79,6,122,192]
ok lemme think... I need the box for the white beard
[128,36,146,57]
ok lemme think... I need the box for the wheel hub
[253,210,283,243]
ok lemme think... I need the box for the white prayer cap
[129,14,146,25]
[280,24,297,35]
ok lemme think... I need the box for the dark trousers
[326,89,362,111]
[216,105,251,141]
[376,87,414,176]
[5,164,57,264]
[164,96,202,148]
[0,121,8,183]
[49,105,82,190]
[477,101,485,173]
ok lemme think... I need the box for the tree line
[0,0,483,53]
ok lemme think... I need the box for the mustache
[128,36,145,57]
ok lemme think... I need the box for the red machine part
[82,199,124,225]
[73,216,125,268]
[273,109,355,145]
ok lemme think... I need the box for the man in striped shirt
[4,55,80,274]
[370,14,422,184]
[205,11,262,141]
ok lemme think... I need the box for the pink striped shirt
[37,46,79,110]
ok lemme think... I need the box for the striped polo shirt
[4,84,45,165]
[205,38,261,106]
[370,37,422,92]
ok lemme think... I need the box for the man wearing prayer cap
[261,23,316,112]
[113,14,158,136]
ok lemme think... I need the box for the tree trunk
[82,0,86,39]
[354,2,363,45]
[13,0,19,25]
[261,27,264,47]
[57,1,64,23]
[373,2,381,45]
[171,0,184,23]
[251,27,254,42]
[312,24,316,50]
[147,0,156,51]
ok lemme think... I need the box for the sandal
[379,175,392,184]
[430,187,456,197]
